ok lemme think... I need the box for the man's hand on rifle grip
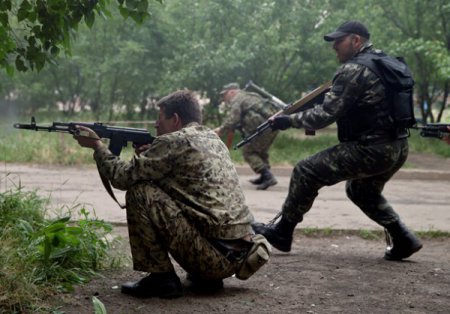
[73,125,103,150]
[133,143,151,156]
[269,114,292,130]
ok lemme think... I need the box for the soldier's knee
[292,160,310,178]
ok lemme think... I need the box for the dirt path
[52,227,450,314]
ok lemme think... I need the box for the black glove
[270,115,292,130]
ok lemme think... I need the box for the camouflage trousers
[125,182,237,279]
[282,139,408,227]
[242,129,279,173]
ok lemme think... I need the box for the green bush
[0,188,123,313]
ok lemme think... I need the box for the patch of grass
[0,123,135,165]
[229,129,339,166]
[416,229,450,239]
[2,121,450,166]
[294,228,450,240]
[408,129,450,158]
[0,188,125,313]
[358,229,381,240]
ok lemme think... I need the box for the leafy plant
[93,296,108,314]
[0,188,124,312]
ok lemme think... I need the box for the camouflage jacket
[93,122,254,239]
[219,90,279,137]
[291,42,394,141]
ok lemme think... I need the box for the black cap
[324,21,370,42]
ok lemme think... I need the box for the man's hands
[269,115,292,130]
[72,125,103,150]
[134,144,151,156]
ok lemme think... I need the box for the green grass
[1,120,449,166]
[295,228,450,239]
[0,121,135,165]
[0,188,125,313]
[408,128,450,158]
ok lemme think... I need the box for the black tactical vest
[338,51,415,142]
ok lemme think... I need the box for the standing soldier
[214,83,279,190]
[253,21,422,261]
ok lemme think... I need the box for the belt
[358,135,395,145]
[342,133,407,146]
[208,238,253,263]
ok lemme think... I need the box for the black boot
[121,272,183,298]
[252,215,297,252]
[256,168,278,190]
[249,174,263,185]
[384,220,423,261]
[186,273,224,293]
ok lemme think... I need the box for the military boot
[121,272,183,298]
[256,168,277,190]
[249,173,263,185]
[384,220,423,261]
[251,214,297,252]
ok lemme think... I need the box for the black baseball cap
[324,21,370,42]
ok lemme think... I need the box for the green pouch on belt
[235,234,272,280]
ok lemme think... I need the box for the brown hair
[156,90,202,125]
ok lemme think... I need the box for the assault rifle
[412,123,450,139]
[234,81,332,149]
[13,116,155,156]
[14,117,155,208]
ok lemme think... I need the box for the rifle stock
[234,81,332,149]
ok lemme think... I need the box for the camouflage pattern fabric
[281,42,407,228]
[218,90,279,172]
[291,43,393,142]
[242,128,278,173]
[93,122,254,277]
[126,182,238,278]
[282,139,407,226]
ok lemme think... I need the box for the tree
[0,0,161,74]
[351,0,450,123]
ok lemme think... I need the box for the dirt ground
[7,152,448,313]
[51,227,450,314]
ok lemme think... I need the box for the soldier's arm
[291,64,368,130]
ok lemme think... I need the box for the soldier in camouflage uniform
[73,90,261,298]
[253,21,422,261]
[214,83,279,190]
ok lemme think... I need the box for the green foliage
[0,0,158,73]
[2,121,450,166]
[228,130,339,166]
[92,296,108,314]
[1,0,448,123]
[408,130,450,158]
[0,120,136,165]
[0,188,124,312]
